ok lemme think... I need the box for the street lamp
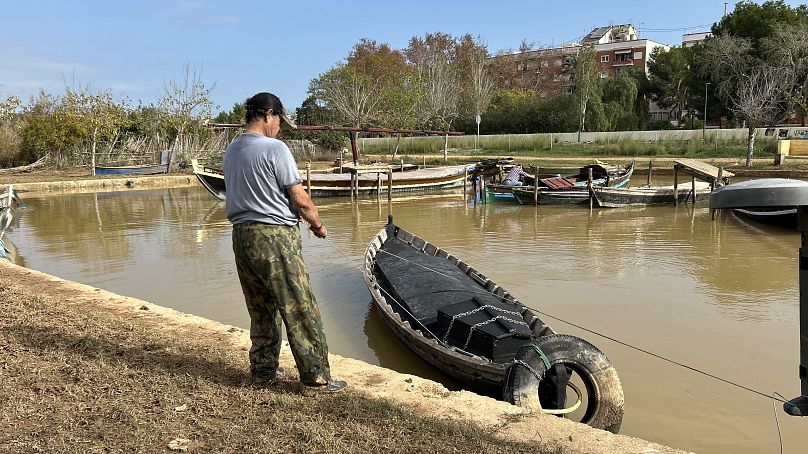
[703,82,711,141]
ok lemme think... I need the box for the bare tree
[469,46,495,122]
[158,64,216,158]
[407,33,461,161]
[309,65,382,127]
[700,35,787,165]
[762,23,808,125]
[729,68,784,165]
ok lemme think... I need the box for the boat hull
[94,164,169,175]
[594,183,712,207]
[191,159,468,199]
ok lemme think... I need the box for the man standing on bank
[224,92,347,393]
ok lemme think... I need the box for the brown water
[6,185,807,453]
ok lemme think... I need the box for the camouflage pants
[232,223,331,384]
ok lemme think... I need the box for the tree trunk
[746,126,755,167]
[392,135,401,159]
[91,126,98,176]
[443,134,449,162]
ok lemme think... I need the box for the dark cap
[245,92,297,129]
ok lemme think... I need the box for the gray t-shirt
[223,133,302,226]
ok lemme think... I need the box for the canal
[5,184,807,453]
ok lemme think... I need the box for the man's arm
[287,183,327,238]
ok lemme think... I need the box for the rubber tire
[503,334,624,433]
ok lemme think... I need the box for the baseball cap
[245,92,297,129]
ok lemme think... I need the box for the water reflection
[8,185,807,454]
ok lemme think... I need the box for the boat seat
[539,176,575,189]
[435,297,532,363]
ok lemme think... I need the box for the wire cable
[318,223,789,404]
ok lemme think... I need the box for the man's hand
[310,223,327,238]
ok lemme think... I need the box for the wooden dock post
[481,177,486,204]
[717,167,724,188]
[463,169,468,198]
[691,176,696,204]
[588,167,594,210]
[400,159,404,172]
[673,164,679,206]
[376,172,382,197]
[306,162,312,195]
[350,172,355,200]
[387,169,393,202]
[533,166,539,206]
[646,160,653,186]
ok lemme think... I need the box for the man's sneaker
[251,367,285,387]
[304,379,348,394]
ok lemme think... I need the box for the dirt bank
[0,261,687,453]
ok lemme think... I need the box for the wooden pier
[673,159,734,205]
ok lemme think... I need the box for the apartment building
[494,24,670,92]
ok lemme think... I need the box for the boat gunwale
[362,222,551,385]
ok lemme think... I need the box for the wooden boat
[592,181,712,207]
[511,161,635,205]
[363,217,624,432]
[94,163,169,176]
[711,178,808,230]
[0,186,22,262]
[732,208,797,229]
[191,159,469,199]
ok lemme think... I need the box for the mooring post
[533,166,539,206]
[785,205,808,416]
[376,172,382,197]
[588,167,594,210]
[717,167,724,188]
[306,162,312,195]
[387,169,393,202]
[481,177,486,204]
[400,158,404,172]
[691,176,696,204]
[673,165,679,206]
[647,160,653,186]
[463,169,468,198]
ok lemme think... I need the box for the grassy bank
[0,270,546,453]
[361,135,777,159]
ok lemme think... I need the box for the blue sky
[2,1,802,114]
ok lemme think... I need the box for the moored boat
[511,161,635,205]
[192,159,469,199]
[0,186,22,262]
[711,178,808,230]
[94,163,169,175]
[593,181,712,207]
[363,217,624,432]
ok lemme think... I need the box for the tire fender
[503,334,624,433]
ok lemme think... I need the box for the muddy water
[6,185,807,453]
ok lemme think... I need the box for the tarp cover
[375,236,532,362]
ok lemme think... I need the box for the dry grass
[0,279,543,453]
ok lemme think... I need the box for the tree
[465,38,495,137]
[602,71,640,131]
[572,47,601,140]
[214,102,246,124]
[157,64,217,155]
[761,23,808,124]
[406,33,461,160]
[713,0,808,51]
[648,46,694,122]
[730,67,784,165]
[309,65,382,127]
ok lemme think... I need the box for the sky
[2,1,804,114]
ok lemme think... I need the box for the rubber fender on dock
[503,334,624,433]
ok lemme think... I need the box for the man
[224,92,346,393]
[502,164,529,186]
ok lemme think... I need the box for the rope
[319,224,790,405]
